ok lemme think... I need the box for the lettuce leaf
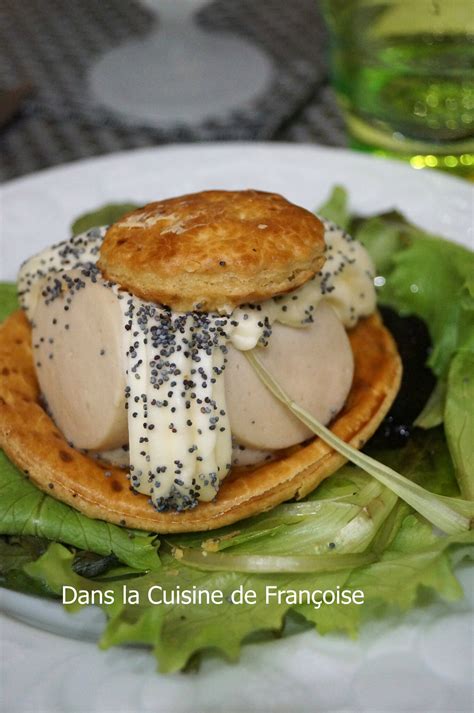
[320,188,474,500]
[322,188,474,381]
[316,185,350,229]
[0,282,18,321]
[71,202,139,236]
[355,212,474,501]
[445,350,474,499]
[415,379,446,429]
[0,451,160,571]
[173,470,397,555]
[0,537,55,597]
[376,234,474,378]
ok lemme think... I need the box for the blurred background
[0,0,472,182]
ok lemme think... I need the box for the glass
[321,0,474,177]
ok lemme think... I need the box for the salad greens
[445,350,474,499]
[0,190,472,672]
[319,187,474,380]
[71,202,139,237]
[316,185,350,230]
[19,430,472,672]
[0,282,18,322]
[18,431,472,671]
[0,451,160,572]
[320,188,474,497]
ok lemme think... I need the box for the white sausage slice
[32,270,127,450]
[224,302,354,450]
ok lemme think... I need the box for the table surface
[0,0,347,183]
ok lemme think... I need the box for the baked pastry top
[98,190,326,311]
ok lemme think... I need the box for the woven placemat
[0,0,346,181]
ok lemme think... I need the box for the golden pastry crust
[98,190,326,311]
[0,310,401,533]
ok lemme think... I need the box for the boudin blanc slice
[31,276,353,455]
[31,269,127,451]
[224,303,354,450]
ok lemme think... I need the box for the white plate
[0,144,473,713]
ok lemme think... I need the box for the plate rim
[2,141,473,192]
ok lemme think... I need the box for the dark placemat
[0,0,346,181]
